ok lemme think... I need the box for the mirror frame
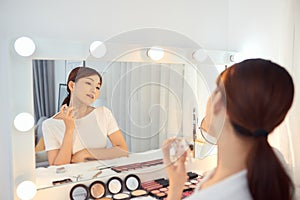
[11,38,90,192]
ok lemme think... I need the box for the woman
[42,67,128,165]
[163,59,295,200]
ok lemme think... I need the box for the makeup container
[89,181,106,199]
[124,174,148,198]
[70,184,89,200]
[111,159,163,173]
[169,138,189,163]
[142,178,169,199]
[107,177,130,200]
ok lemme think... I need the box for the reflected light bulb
[89,41,107,58]
[14,37,36,57]
[16,181,37,200]
[14,112,34,132]
[147,47,164,61]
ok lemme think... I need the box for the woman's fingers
[162,138,176,166]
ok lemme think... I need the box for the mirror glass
[33,29,223,189]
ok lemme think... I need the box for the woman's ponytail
[247,137,294,200]
[61,94,70,107]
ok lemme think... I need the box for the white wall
[0,1,230,199]
[1,0,298,199]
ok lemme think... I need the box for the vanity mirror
[13,28,225,194]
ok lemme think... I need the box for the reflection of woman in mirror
[42,67,128,165]
[162,59,295,200]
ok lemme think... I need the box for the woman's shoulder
[95,106,112,114]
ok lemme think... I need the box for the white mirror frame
[11,38,90,197]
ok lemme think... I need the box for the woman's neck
[201,122,254,189]
[70,99,92,118]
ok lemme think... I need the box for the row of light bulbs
[14,36,248,63]
[14,37,165,61]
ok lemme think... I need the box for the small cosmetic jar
[70,184,89,200]
[124,174,148,198]
[89,181,106,199]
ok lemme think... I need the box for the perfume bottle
[169,138,189,163]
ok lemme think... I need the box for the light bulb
[14,37,36,57]
[16,181,37,200]
[147,47,164,61]
[14,112,34,132]
[89,41,107,58]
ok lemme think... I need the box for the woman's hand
[162,138,188,199]
[71,149,94,163]
[58,104,75,132]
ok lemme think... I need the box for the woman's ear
[212,90,224,115]
[68,81,75,92]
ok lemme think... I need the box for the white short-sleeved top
[42,106,119,154]
[186,169,252,200]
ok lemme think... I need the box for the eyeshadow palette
[141,172,203,199]
[111,159,163,173]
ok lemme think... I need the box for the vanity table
[34,149,217,199]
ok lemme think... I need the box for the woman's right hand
[59,104,75,132]
[162,138,188,191]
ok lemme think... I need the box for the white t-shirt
[186,169,252,200]
[42,106,119,154]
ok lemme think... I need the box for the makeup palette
[111,159,163,173]
[141,172,203,199]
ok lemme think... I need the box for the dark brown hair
[62,66,102,106]
[219,59,294,200]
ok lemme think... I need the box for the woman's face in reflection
[71,74,101,105]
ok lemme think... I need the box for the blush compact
[124,174,148,198]
[107,176,131,200]
[69,184,89,200]
[89,181,106,199]
[107,177,123,194]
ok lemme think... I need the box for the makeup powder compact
[70,184,89,200]
[124,174,148,198]
[89,181,106,199]
[106,177,130,200]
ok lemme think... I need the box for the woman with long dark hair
[163,59,295,200]
[43,67,128,165]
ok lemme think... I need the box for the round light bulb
[14,37,36,57]
[16,181,37,200]
[147,47,164,61]
[14,112,34,132]
[89,41,107,58]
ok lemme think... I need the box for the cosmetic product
[70,184,89,200]
[89,181,106,199]
[112,193,130,200]
[52,178,72,186]
[56,166,66,173]
[111,159,163,173]
[107,177,123,195]
[169,138,189,162]
[124,174,148,198]
[93,170,103,178]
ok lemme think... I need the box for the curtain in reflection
[32,60,56,123]
[102,62,208,153]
